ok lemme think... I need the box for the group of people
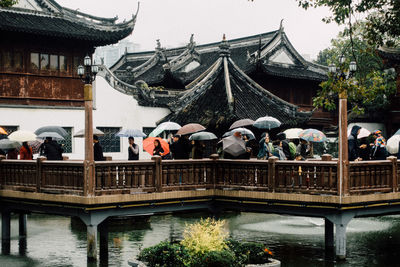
[348,125,390,161]
[0,137,63,160]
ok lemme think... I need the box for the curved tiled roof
[0,0,138,46]
[160,40,311,130]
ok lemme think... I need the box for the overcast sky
[57,0,343,59]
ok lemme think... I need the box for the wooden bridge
[1,155,400,262]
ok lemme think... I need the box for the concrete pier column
[326,213,354,260]
[325,218,334,250]
[87,224,98,262]
[1,211,11,254]
[99,220,109,266]
[335,221,348,260]
[19,213,27,237]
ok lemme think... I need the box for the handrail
[1,156,399,197]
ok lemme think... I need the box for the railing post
[210,154,219,188]
[36,157,46,193]
[84,160,95,196]
[268,156,278,192]
[152,156,162,192]
[387,156,398,192]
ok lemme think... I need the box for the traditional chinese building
[109,23,335,130]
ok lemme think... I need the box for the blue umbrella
[116,129,146,138]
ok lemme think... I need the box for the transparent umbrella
[387,135,400,154]
[253,116,281,129]
[35,126,68,138]
[0,139,21,150]
[189,131,217,141]
[74,129,104,138]
[149,122,181,137]
[115,129,146,138]
[222,135,246,157]
[36,132,64,141]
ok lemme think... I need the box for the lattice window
[0,126,18,140]
[142,127,156,136]
[58,127,72,153]
[97,127,121,152]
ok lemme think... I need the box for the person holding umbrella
[20,141,33,160]
[40,137,63,160]
[153,139,166,157]
[128,136,139,160]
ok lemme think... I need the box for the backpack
[289,142,296,159]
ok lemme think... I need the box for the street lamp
[77,55,98,196]
[328,58,357,199]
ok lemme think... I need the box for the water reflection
[0,212,400,266]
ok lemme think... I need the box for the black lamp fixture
[328,55,357,79]
[77,55,98,84]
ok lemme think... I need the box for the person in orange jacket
[20,141,33,160]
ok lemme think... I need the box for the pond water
[0,212,399,266]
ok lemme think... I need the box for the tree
[296,0,400,47]
[0,0,18,8]
[313,22,397,115]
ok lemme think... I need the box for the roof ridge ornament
[279,19,284,32]
[187,34,196,49]
[219,34,230,57]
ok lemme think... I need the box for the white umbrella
[387,135,400,154]
[36,132,64,141]
[149,122,181,137]
[253,116,281,129]
[74,129,105,138]
[8,130,37,142]
[227,128,255,140]
[115,129,146,138]
[347,127,371,139]
[283,128,303,139]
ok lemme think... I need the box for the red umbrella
[143,137,170,156]
[177,123,205,135]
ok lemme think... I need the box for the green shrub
[227,239,272,265]
[191,249,239,267]
[137,241,188,267]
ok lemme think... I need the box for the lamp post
[78,55,98,196]
[328,56,357,199]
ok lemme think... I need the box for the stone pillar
[326,212,354,260]
[324,218,334,250]
[152,156,162,192]
[87,224,98,262]
[19,213,27,237]
[99,220,109,266]
[1,211,11,254]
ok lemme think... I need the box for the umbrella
[74,128,105,138]
[115,129,146,138]
[253,116,281,129]
[284,128,303,139]
[177,123,205,135]
[347,127,371,139]
[8,130,37,142]
[35,126,68,138]
[149,122,181,137]
[189,131,217,141]
[0,127,7,135]
[387,135,400,154]
[229,119,255,130]
[394,129,400,136]
[0,139,21,150]
[28,140,44,154]
[36,132,64,141]
[143,137,170,156]
[222,135,246,157]
[299,129,327,143]
[223,128,255,140]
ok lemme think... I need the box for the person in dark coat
[39,137,63,160]
[128,136,139,160]
[93,135,105,161]
[0,148,5,156]
[348,125,361,161]
[192,140,205,159]
[170,134,191,159]
[296,139,310,159]
[6,148,18,159]
[277,132,292,160]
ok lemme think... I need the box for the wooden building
[0,0,137,108]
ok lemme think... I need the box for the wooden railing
[0,155,399,197]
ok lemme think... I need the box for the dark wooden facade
[0,0,137,107]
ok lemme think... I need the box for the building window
[58,127,72,153]
[30,53,39,70]
[0,126,18,140]
[60,55,67,71]
[13,52,23,70]
[40,54,49,70]
[50,54,59,70]
[3,51,12,69]
[97,127,121,152]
